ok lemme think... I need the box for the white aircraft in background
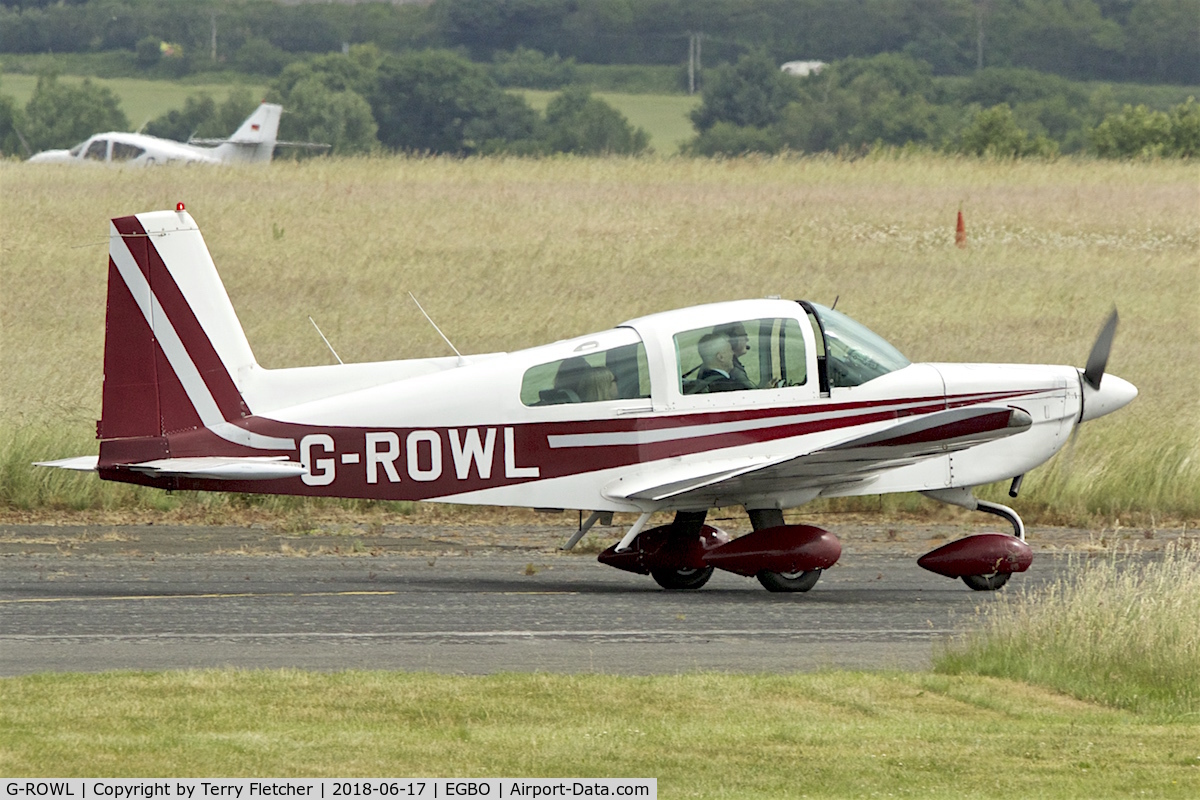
[27,102,282,166]
[38,206,1138,593]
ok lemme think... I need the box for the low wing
[607,405,1033,504]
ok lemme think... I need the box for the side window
[111,142,146,161]
[675,318,807,394]
[84,139,108,161]
[521,342,651,406]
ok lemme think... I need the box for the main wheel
[961,572,1011,591]
[650,566,714,591]
[757,569,822,593]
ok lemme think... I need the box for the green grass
[1,670,1198,795]
[519,89,699,153]
[0,73,267,131]
[937,541,1200,718]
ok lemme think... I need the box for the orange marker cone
[955,210,967,249]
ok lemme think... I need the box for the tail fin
[101,207,257,441]
[212,102,281,164]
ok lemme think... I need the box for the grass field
[940,541,1200,718]
[1,670,1198,795]
[1,155,1197,522]
[0,73,268,133]
[521,89,700,153]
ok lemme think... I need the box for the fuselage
[102,297,1119,514]
[27,104,282,167]
[28,132,224,166]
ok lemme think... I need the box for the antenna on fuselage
[408,292,465,364]
[831,295,839,310]
[307,316,343,364]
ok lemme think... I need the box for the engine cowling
[597,523,731,575]
[703,524,842,577]
[917,533,1033,579]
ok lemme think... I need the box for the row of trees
[687,52,1200,157]
[2,0,1198,86]
[5,47,1193,160]
[0,47,650,157]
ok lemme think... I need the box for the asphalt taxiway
[0,521,1108,675]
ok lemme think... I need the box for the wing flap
[605,455,787,503]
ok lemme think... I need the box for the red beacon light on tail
[176,202,186,212]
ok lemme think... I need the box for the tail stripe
[108,222,294,452]
[110,229,231,427]
[111,216,246,420]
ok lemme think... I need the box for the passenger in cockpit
[553,357,590,401]
[576,367,619,402]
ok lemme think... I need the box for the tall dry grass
[937,541,1200,718]
[1,154,1196,520]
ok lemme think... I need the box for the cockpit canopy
[517,299,911,409]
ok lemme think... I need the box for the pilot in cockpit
[694,333,745,393]
[713,322,756,390]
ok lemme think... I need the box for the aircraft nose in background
[1080,374,1138,422]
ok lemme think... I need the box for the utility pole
[975,0,987,71]
[211,10,217,63]
[687,32,703,95]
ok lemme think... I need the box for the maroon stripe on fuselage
[111,216,247,423]
[120,389,1045,501]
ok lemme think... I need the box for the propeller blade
[1083,309,1118,390]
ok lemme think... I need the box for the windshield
[810,303,910,387]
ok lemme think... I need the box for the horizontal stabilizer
[34,456,99,472]
[127,456,305,481]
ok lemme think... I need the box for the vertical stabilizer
[213,102,281,164]
[101,208,257,440]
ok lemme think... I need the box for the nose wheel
[961,572,1011,591]
[918,492,1032,591]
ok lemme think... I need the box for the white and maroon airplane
[39,206,1137,592]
